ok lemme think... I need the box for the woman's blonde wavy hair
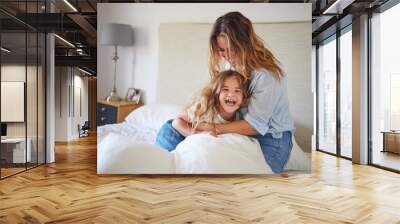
[184,70,249,131]
[209,11,284,81]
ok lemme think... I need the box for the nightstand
[97,100,143,126]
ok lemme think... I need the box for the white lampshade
[100,23,134,46]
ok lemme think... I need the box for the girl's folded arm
[196,120,258,136]
[172,115,193,137]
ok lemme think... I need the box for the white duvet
[97,131,272,174]
[174,133,271,174]
[97,122,310,174]
[97,123,158,145]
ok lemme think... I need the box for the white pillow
[97,133,174,174]
[125,104,182,131]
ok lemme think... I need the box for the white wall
[157,22,312,152]
[1,65,38,137]
[55,67,68,141]
[98,3,311,103]
[1,66,26,136]
[55,67,89,141]
[1,65,27,140]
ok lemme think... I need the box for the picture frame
[126,87,141,104]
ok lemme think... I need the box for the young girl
[155,70,249,151]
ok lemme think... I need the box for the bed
[97,104,311,174]
[97,22,311,174]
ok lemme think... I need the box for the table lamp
[100,23,134,101]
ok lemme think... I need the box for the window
[317,36,337,155]
[340,28,352,158]
[0,2,47,179]
[370,2,400,171]
[316,26,353,159]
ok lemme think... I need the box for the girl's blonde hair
[184,70,249,131]
[209,11,284,81]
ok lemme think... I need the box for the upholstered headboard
[157,22,312,152]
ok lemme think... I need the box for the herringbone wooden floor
[0,135,399,224]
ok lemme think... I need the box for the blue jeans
[155,119,185,152]
[255,131,293,173]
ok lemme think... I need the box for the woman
[199,11,295,173]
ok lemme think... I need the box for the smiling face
[216,35,236,67]
[218,76,244,116]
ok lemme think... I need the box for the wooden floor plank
[0,135,399,223]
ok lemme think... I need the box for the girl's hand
[193,129,218,137]
[196,123,214,132]
[195,123,219,137]
[201,129,218,137]
[209,130,218,138]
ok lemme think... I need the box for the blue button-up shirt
[240,69,295,138]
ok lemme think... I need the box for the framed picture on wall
[126,88,141,104]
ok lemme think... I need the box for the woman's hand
[195,130,218,137]
[195,123,219,137]
[195,123,214,132]
[198,120,258,136]
[209,130,218,138]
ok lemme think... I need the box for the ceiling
[0,0,391,75]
